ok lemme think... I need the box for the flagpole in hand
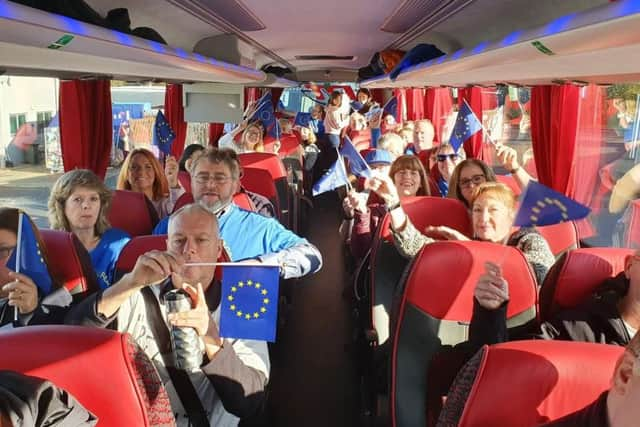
[13,212,23,322]
[460,98,498,146]
[335,148,353,192]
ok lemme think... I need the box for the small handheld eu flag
[339,136,372,179]
[513,181,591,228]
[294,112,312,128]
[152,110,176,155]
[220,264,280,342]
[312,157,350,196]
[6,211,52,294]
[250,93,281,139]
[448,100,482,153]
[382,97,399,122]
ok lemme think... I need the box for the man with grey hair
[68,203,270,427]
[153,147,322,280]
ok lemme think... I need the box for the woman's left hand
[165,156,179,188]
[424,225,470,241]
[3,272,39,314]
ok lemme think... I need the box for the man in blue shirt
[154,148,322,279]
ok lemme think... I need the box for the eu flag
[6,212,52,294]
[383,97,399,122]
[294,112,312,128]
[312,158,350,196]
[219,265,280,342]
[513,181,591,227]
[350,101,364,112]
[250,93,281,139]
[152,110,176,155]
[448,101,482,153]
[339,136,371,179]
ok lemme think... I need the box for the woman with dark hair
[429,143,466,197]
[50,170,130,289]
[0,208,69,327]
[116,148,184,218]
[355,88,379,115]
[448,158,497,208]
[178,144,205,172]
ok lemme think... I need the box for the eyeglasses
[459,174,486,189]
[194,174,232,185]
[0,246,15,260]
[437,153,459,162]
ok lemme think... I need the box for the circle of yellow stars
[227,279,270,321]
[529,197,568,225]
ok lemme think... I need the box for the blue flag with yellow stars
[152,110,176,155]
[6,212,52,294]
[448,101,482,153]
[250,92,281,139]
[312,157,350,196]
[513,181,591,227]
[220,264,280,342]
[339,136,372,179]
[382,96,399,122]
[294,112,312,128]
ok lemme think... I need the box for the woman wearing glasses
[116,148,185,219]
[429,144,466,197]
[50,170,130,290]
[448,159,497,208]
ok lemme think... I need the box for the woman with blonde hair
[116,148,184,219]
[50,169,130,289]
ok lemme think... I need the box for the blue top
[90,228,131,289]
[309,119,325,137]
[153,204,306,262]
[437,177,449,198]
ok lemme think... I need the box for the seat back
[239,152,290,226]
[40,229,99,295]
[178,170,191,193]
[495,174,521,196]
[278,133,302,156]
[108,190,159,236]
[391,241,538,427]
[539,247,633,320]
[0,325,175,427]
[172,192,195,213]
[622,199,640,248]
[440,340,622,427]
[370,197,472,345]
[349,129,372,150]
[241,167,281,215]
[115,235,230,282]
[535,221,579,258]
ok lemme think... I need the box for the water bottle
[165,289,203,372]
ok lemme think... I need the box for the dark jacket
[470,273,631,351]
[539,391,610,427]
[0,287,72,328]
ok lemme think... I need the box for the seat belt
[141,287,209,427]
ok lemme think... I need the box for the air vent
[381,0,475,33]
[169,0,265,31]
[295,55,355,61]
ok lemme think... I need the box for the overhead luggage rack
[0,0,265,83]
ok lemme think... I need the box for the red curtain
[244,87,261,107]
[457,87,485,159]
[209,123,225,147]
[530,85,580,193]
[405,88,425,121]
[59,79,112,179]
[424,88,454,145]
[394,88,407,123]
[370,89,386,106]
[164,84,188,159]
[270,88,284,110]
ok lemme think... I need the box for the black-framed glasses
[459,174,486,189]
[194,174,232,185]
[437,153,459,162]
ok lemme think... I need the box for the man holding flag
[68,203,271,426]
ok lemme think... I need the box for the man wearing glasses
[154,148,322,280]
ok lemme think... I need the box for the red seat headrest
[178,170,191,193]
[240,167,279,206]
[0,326,175,426]
[535,221,579,258]
[454,340,622,426]
[238,152,287,180]
[172,192,195,214]
[40,229,98,295]
[349,129,372,151]
[108,190,159,236]
[495,174,521,197]
[379,197,473,243]
[403,241,537,321]
[539,248,633,320]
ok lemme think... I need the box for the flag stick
[460,98,498,146]
[184,262,279,267]
[13,212,23,321]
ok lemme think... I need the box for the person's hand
[342,195,355,218]
[365,172,400,207]
[168,282,219,342]
[3,272,39,314]
[243,101,258,119]
[128,251,183,290]
[272,140,281,154]
[347,191,368,214]
[474,261,509,310]
[164,155,179,188]
[496,144,519,172]
[424,225,470,241]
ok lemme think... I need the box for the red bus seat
[40,229,99,295]
[178,170,191,193]
[539,247,633,321]
[495,174,521,196]
[278,133,302,156]
[349,129,372,151]
[108,190,159,236]
[239,152,290,226]
[439,340,622,427]
[172,192,195,213]
[369,197,472,346]
[621,199,640,248]
[535,221,579,258]
[0,326,174,427]
[390,241,538,427]
[115,235,230,282]
[240,167,281,216]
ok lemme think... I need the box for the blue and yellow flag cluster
[6,212,52,294]
[152,110,176,155]
[312,157,350,196]
[382,96,399,122]
[294,112,312,128]
[339,136,371,179]
[448,101,482,153]
[514,181,591,227]
[250,93,281,139]
[220,265,280,342]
